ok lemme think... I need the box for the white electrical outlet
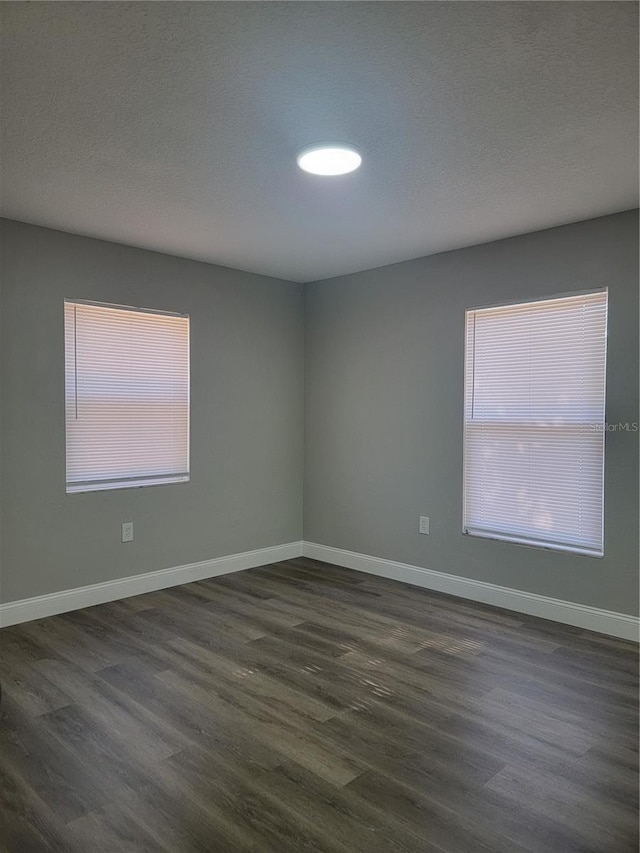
[121,522,134,543]
[419,516,430,535]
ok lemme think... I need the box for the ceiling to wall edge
[1,207,638,286]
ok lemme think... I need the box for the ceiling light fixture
[296,144,362,176]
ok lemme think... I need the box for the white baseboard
[2,539,636,641]
[302,542,639,642]
[0,541,304,628]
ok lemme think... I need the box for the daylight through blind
[463,290,608,556]
[65,300,190,493]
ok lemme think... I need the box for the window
[463,290,608,556]
[65,300,190,493]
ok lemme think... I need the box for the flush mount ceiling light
[296,144,362,176]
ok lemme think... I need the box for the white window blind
[65,300,190,493]
[463,290,607,556]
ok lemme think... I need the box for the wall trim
[0,541,304,628]
[302,542,639,641]
[2,539,636,641]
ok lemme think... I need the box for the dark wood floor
[0,558,638,853]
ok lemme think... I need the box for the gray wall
[304,210,639,615]
[0,220,304,603]
[2,212,637,614]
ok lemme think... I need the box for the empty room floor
[0,557,637,853]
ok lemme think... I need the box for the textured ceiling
[1,2,638,282]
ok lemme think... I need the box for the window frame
[64,298,191,494]
[462,288,608,557]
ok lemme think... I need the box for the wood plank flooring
[1,557,638,852]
